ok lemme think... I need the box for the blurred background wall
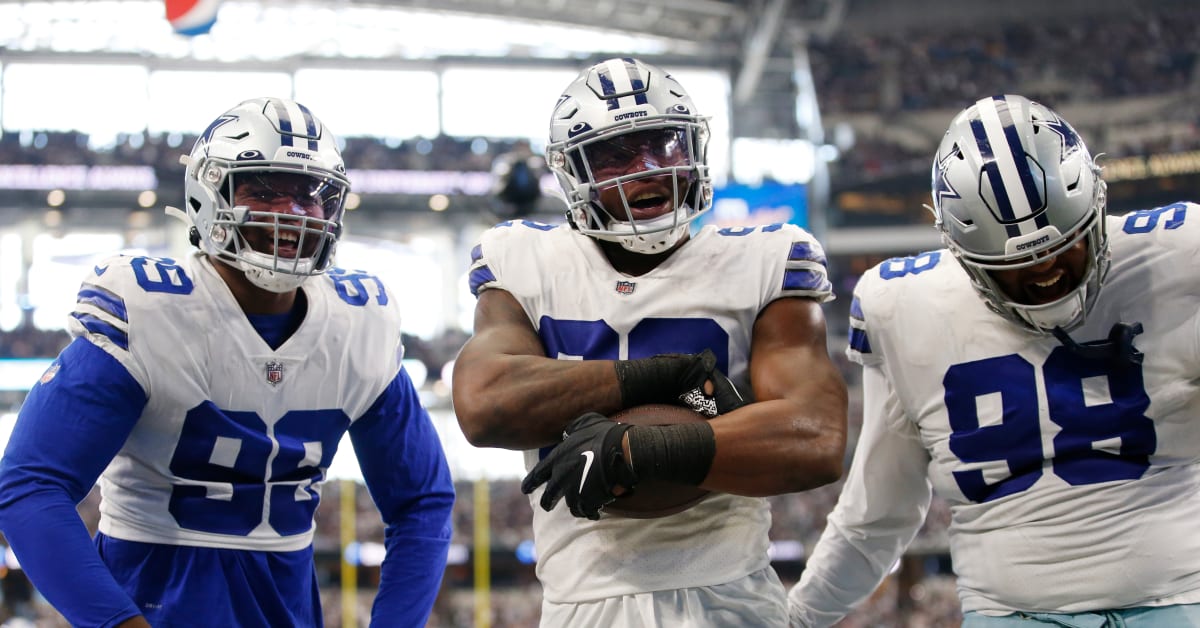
[0,1,1197,625]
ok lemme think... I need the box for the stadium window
[147,71,292,134]
[440,67,577,145]
[295,69,439,139]
[3,64,149,148]
[27,232,123,330]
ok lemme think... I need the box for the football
[604,403,712,519]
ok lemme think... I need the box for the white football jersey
[470,220,833,603]
[792,204,1200,622]
[69,252,403,552]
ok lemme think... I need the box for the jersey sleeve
[846,269,884,368]
[349,367,455,626]
[775,224,834,303]
[467,222,531,297]
[66,254,154,389]
[0,338,148,627]
[787,363,932,627]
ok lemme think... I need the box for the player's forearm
[372,528,451,627]
[703,397,846,496]
[0,487,141,627]
[453,354,623,449]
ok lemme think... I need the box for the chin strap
[1051,322,1144,365]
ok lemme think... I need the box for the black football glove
[520,412,637,520]
[614,348,747,417]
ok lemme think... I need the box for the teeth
[631,192,662,203]
[1033,276,1060,288]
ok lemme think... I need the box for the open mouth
[267,230,304,259]
[1023,271,1072,304]
[627,190,672,220]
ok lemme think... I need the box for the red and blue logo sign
[165,0,224,36]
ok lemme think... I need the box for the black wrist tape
[626,421,716,486]
[614,357,678,407]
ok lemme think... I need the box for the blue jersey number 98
[944,346,1155,502]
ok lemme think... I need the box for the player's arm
[701,296,848,495]
[350,367,455,627]
[454,288,734,451]
[452,288,624,449]
[0,338,148,628]
[787,363,933,628]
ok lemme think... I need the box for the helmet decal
[267,98,321,150]
[594,57,649,109]
[197,114,237,147]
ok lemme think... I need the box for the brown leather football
[604,403,712,518]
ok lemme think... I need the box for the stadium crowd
[2,7,1198,625]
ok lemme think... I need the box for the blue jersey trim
[783,268,831,292]
[77,283,128,323]
[469,265,497,297]
[848,327,872,354]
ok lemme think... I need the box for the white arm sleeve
[787,363,934,628]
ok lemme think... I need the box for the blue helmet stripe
[596,65,620,111]
[297,102,320,151]
[970,117,1021,238]
[621,57,648,105]
[994,96,1048,228]
[271,99,294,147]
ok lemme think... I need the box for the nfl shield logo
[265,361,284,386]
[615,280,636,295]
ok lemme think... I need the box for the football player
[0,97,454,627]
[788,95,1200,626]
[453,57,848,626]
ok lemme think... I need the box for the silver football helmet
[930,94,1109,333]
[168,97,350,293]
[547,57,712,254]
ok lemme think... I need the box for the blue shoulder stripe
[77,284,128,323]
[470,244,483,263]
[71,312,129,350]
[468,266,497,297]
[848,327,872,354]
[789,241,827,265]
[849,295,865,321]
[783,268,832,293]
